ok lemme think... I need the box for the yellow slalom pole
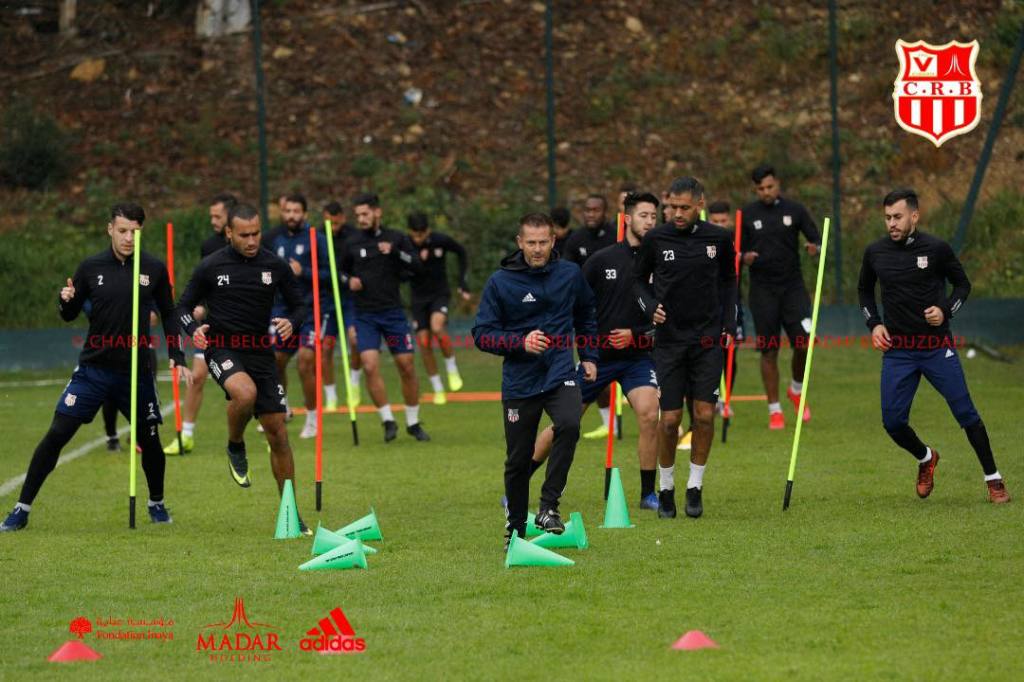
[324,220,359,445]
[129,227,141,529]
[783,217,830,511]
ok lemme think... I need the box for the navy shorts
[355,308,415,355]
[297,311,339,350]
[338,296,357,331]
[580,356,658,404]
[880,347,980,432]
[56,363,163,427]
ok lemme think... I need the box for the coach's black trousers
[502,384,582,537]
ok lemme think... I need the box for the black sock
[228,439,246,455]
[139,429,165,501]
[964,420,998,476]
[19,413,82,506]
[640,469,656,497]
[102,400,118,439]
[886,425,927,460]
[529,459,543,475]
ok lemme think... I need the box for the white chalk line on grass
[0,373,175,389]
[0,404,176,499]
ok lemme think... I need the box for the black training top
[553,229,575,257]
[858,230,970,342]
[582,241,654,361]
[60,248,185,373]
[409,231,469,301]
[563,222,616,266]
[340,226,423,313]
[740,197,820,285]
[200,233,228,258]
[634,221,738,345]
[175,245,306,354]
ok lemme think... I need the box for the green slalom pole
[783,217,830,511]
[324,220,359,446]
[129,228,141,529]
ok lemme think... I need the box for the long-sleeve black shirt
[553,229,575,257]
[340,226,423,313]
[582,241,654,361]
[563,221,616,266]
[741,197,820,285]
[857,230,970,343]
[634,221,737,345]
[200,233,228,258]
[175,246,307,355]
[60,248,185,373]
[409,231,469,301]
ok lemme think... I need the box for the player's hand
[271,317,293,341]
[192,324,210,350]
[170,359,194,387]
[458,288,471,301]
[378,242,393,255]
[608,328,633,349]
[871,324,892,351]
[742,251,759,266]
[420,248,429,261]
[923,306,945,326]
[653,304,667,324]
[60,277,76,302]
[192,304,207,321]
[805,243,820,256]
[349,276,363,291]
[289,258,302,276]
[581,361,597,382]
[524,329,549,354]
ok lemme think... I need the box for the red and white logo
[262,271,272,285]
[300,606,366,654]
[893,39,982,147]
[195,597,282,662]
[917,256,929,269]
[706,245,717,259]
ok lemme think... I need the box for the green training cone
[334,507,383,542]
[299,537,368,571]
[505,534,574,568]
[312,523,378,556]
[274,479,302,539]
[524,511,544,537]
[600,467,634,528]
[532,511,589,549]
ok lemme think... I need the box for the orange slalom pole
[723,209,742,443]
[310,228,324,511]
[166,222,185,454]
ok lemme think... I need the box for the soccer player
[533,192,661,509]
[165,192,236,455]
[741,164,820,429]
[322,201,362,409]
[707,200,744,414]
[550,206,574,256]
[406,211,470,405]
[340,193,430,442]
[635,177,736,519]
[563,193,615,266]
[1,203,190,532]
[473,213,598,548]
[858,188,1010,504]
[174,202,316,531]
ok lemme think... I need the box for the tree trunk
[59,0,77,37]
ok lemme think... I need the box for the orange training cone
[671,630,719,650]
[48,640,102,662]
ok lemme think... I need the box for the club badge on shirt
[753,220,763,230]
[706,245,717,259]
[139,274,150,286]
[434,247,443,258]
[360,248,367,258]
[507,408,519,423]
[262,271,273,285]
[783,215,793,226]
[295,244,305,255]
[917,256,928,269]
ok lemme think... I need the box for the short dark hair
[623,192,660,215]
[323,201,344,215]
[228,202,260,226]
[519,212,554,232]
[585,193,608,208]
[707,200,731,215]
[110,202,146,225]
[751,164,776,184]
[352,192,380,209]
[667,176,705,198]
[407,212,429,231]
[883,188,919,210]
[550,206,571,228]
[284,193,307,212]
[210,193,237,210]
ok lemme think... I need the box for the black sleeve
[857,247,882,330]
[718,236,738,337]
[740,213,755,262]
[394,234,424,276]
[443,234,470,291]
[633,234,658,322]
[340,241,354,283]
[562,233,581,264]
[939,241,970,319]
[278,261,308,331]
[175,259,211,337]
[154,264,186,366]
[58,260,89,322]
[572,269,599,363]
[799,206,821,246]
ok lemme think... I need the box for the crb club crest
[262,271,272,285]
[706,245,717,259]
[139,274,150,286]
[917,256,929,269]
[892,39,982,147]
[507,408,519,423]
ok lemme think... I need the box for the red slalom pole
[614,211,625,442]
[310,228,324,511]
[723,209,742,443]
[603,211,627,498]
[166,222,185,455]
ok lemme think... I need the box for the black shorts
[205,348,287,416]
[411,294,450,332]
[748,280,811,353]
[654,343,723,410]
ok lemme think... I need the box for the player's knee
[636,406,659,429]
[693,407,714,428]
[762,348,779,361]
[659,412,682,434]
[552,417,580,442]
[949,396,980,428]
[232,385,257,407]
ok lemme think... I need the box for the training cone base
[299,537,368,571]
[505,534,574,568]
[48,640,102,662]
[274,480,302,539]
[672,630,719,651]
[532,511,588,549]
[524,512,544,537]
[600,467,635,528]
[312,523,378,556]
[334,507,383,542]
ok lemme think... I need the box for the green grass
[0,345,1021,680]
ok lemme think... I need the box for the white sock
[405,404,419,426]
[918,446,932,464]
[378,405,394,423]
[351,369,362,389]
[324,384,337,403]
[429,374,444,393]
[687,463,706,490]
[182,421,195,439]
[15,502,31,512]
[599,407,611,428]
[790,379,803,395]
[659,464,675,491]
[147,499,163,507]
[445,356,458,374]
[305,411,317,428]
[768,402,782,414]
[984,471,1002,482]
